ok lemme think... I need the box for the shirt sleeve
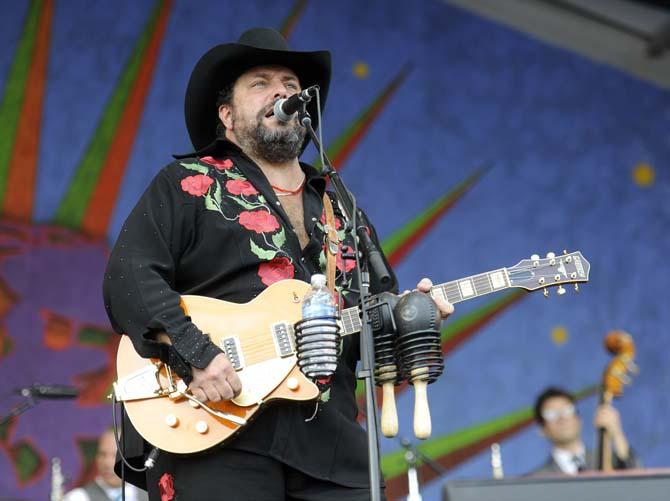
[103,167,222,382]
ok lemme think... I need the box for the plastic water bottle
[297,274,339,380]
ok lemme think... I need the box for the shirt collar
[173,138,326,193]
[552,444,586,474]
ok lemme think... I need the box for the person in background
[63,428,147,501]
[531,387,639,474]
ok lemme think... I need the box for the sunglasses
[542,405,577,423]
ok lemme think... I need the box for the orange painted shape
[0,276,20,317]
[2,0,54,221]
[41,309,74,350]
[81,1,172,238]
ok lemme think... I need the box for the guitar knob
[195,421,209,434]
[286,377,299,390]
[557,286,566,295]
[165,414,179,427]
[546,252,555,259]
[531,254,540,261]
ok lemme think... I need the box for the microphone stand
[299,107,390,501]
[0,393,38,427]
[400,437,447,500]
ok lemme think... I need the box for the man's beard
[233,107,306,164]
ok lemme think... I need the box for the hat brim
[185,43,331,152]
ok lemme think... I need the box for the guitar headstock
[507,250,590,296]
[603,331,637,397]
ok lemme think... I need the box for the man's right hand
[189,353,242,403]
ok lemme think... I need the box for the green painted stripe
[381,168,485,256]
[53,2,162,228]
[0,0,41,207]
[381,383,599,479]
[312,65,410,170]
[279,0,308,39]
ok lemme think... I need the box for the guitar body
[116,279,320,454]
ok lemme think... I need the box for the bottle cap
[310,274,327,288]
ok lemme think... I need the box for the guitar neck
[339,267,512,337]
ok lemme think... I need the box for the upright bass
[596,331,637,471]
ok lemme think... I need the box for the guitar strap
[322,193,340,294]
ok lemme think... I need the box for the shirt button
[301,257,305,262]
[311,217,317,222]
[276,201,281,206]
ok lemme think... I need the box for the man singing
[104,28,453,500]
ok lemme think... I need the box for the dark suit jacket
[531,448,640,475]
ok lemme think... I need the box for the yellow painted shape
[633,163,655,187]
[551,325,568,346]
[353,61,370,79]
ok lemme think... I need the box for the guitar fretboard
[338,268,511,336]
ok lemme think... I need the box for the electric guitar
[114,250,590,453]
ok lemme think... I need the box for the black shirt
[103,139,397,487]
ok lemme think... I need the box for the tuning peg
[626,360,639,374]
[531,254,540,261]
[574,284,579,292]
[557,286,566,295]
[543,288,549,297]
[546,252,555,259]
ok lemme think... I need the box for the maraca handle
[381,381,399,437]
[412,368,431,439]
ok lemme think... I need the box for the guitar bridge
[113,362,169,402]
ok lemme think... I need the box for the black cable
[111,394,149,473]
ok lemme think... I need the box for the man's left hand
[416,277,454,320]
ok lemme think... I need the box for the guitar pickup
[271,322,295,358]
[220,336,244,370]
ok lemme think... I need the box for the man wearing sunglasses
[531,387,639,474]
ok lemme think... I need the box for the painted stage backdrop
[0,1,668,499]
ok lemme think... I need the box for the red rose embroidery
[181,174,213,197]
[319,211,342,230]
[226,179,258,196]
[201,156,233,170]
[239,211,280,233]
[336,245,356,272]
[158,472,175,501]
[258,256,295,286]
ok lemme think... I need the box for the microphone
[270,85,320,122]
[16,384,79,399]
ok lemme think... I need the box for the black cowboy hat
[184,27,331,152]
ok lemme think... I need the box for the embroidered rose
[201,156,233,170]
[258,256,295,286]
[158,472,175,501]
[320,211,342,230]
[336,245,356,272]
[181,174,213,197]
[226,179,258,196]
[239,211,280,233]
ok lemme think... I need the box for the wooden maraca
[366,292,401,437]
[393,291,444,439]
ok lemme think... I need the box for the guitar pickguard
[233,356,298,407]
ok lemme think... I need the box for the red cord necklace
[271,175,306,197]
